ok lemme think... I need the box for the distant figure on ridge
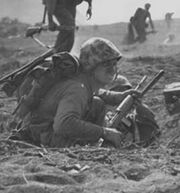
[165,12,174,29]
[43,0,92,53]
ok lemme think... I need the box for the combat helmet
[79,37,122,72]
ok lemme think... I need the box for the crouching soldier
[9,37,141,148]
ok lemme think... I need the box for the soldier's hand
[48,21,58,31]
[102,127,123,148]
[86,7,92,20]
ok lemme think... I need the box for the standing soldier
[43,0,92,53]
[131,3,155,43]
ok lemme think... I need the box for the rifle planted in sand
[109,70,164,128]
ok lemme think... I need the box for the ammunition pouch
[163,82,180,115]
[122,104,160,147]
[134,113,160,146]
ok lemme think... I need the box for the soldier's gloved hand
[48,21,58,31]
[86,7,92,20]
[102,127,123,148]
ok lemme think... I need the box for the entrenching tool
[25,24,76,49]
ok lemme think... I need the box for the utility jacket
[20,74,125,147]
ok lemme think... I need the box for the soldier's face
[145,5,150,10]
[93,60,118,86]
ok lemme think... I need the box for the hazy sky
[1,0,180,25]
[80,0,180,25]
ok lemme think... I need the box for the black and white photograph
[0,0,180,192]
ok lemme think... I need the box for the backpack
[132,104,160,146]
[15,52,80,119]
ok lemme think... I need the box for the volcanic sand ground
[0,23,180,193]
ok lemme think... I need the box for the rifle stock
[0,49,54,84]
[0,49,54,97]
[110,70,164,128]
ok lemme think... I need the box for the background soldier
[43,0,92,52]
[165,12,174,29]
[131,3,155,43]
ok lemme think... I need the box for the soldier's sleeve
[53,83,103,142]
[98,89,126,106]
[84,0,92,7]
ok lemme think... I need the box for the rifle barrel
[135,75,147,90]
[141,70,164,96]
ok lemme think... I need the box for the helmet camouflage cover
[79,37,122,71]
